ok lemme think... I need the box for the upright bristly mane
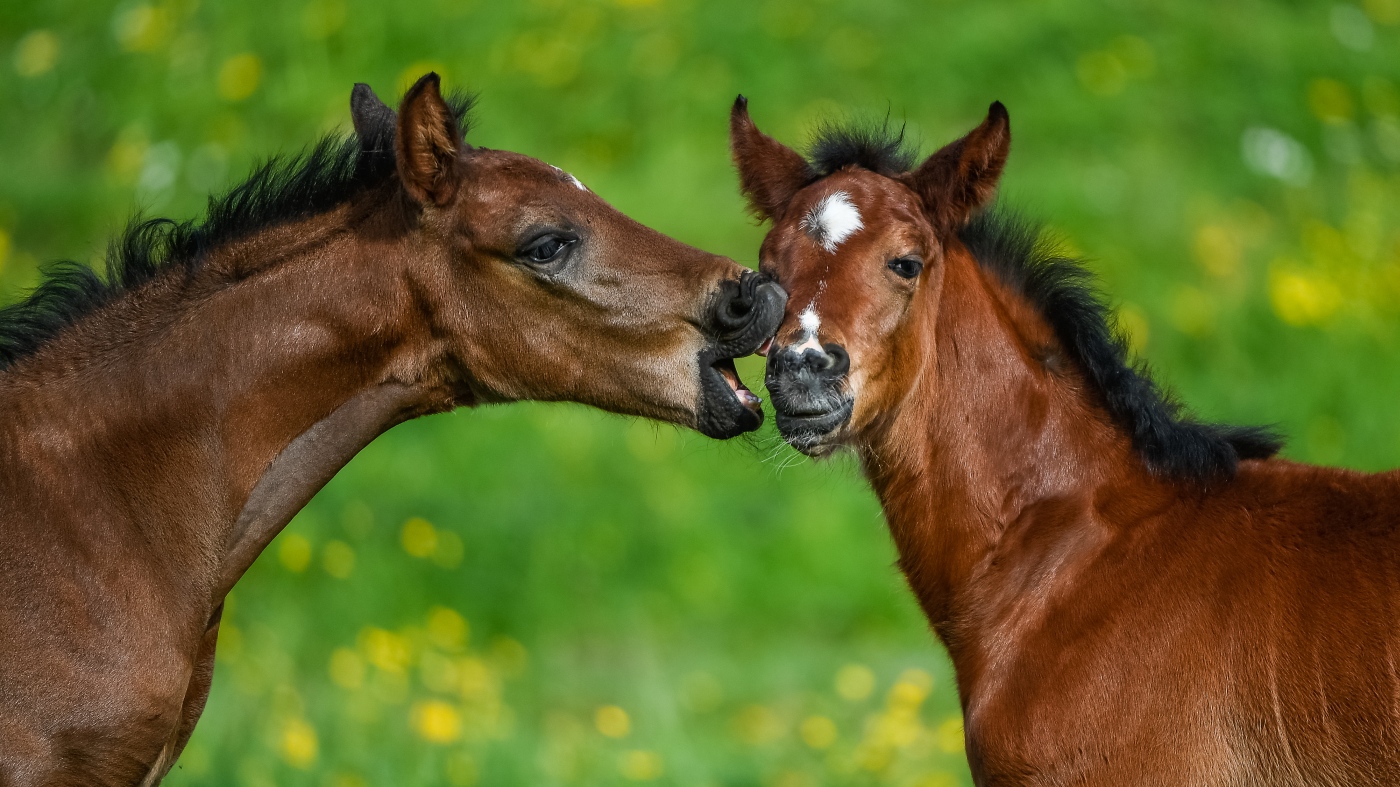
[805,123,1283,481]
[0,93,475,373]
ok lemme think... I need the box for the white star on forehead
[550,165,588,192]
[801,190,863,253]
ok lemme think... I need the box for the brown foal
[0,75,784,786]
[733,96,1400,785]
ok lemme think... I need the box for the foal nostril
[708,271,788,345]
[798,344,849,377]
[801,349,832,373]
[822,344,850,377]
[770,343,849,379]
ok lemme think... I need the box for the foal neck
[860,244,1141,638]
[1,201,450,601]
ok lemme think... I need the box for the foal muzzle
[695,271,788,439]
[765,341,854,453]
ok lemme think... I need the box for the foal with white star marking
[733,93,1400,786]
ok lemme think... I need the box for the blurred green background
[3,1,1400,785]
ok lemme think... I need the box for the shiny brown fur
[0,76,782,786]
[734,97,1400,786]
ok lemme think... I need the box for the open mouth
[696,351,765,439]
[694,270,787,440]
[711,357,762,413]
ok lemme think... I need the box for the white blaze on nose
[792,304,824,354]
[801,191,863,253]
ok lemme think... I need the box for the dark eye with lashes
[887,256,924,279]
[518,232,579,268]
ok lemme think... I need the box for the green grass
[2,1,1399,785]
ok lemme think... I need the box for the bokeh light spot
[835,663,875,701]
[595,705,631,738]
[427,606,470,651]
[1077,50,1127,96]
[359,627,412,673]
[890,668,933,707]
[112,5,171,52]
[278,533,312,573]
[799,715,837,749]
[934,717,964,753]
[1194,224,1243,277]
[732,704,783,745]
[218,54,263,102]
[1269,265,1341,326]
[1365,0,1400,24]
[329,647,365,690]
[412,699,463,743]
[302,0,347,39]
[1241,127,1314,186]
[322,539,355,578]
[619,749,664,781]
[490,636,529,677]
[432,529,465,568]
[1309,78,1355,124]
[279,718,318,768]
[401,516,438,557]
[14,30,59,77]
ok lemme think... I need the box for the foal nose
[707,270,787,354]
[769,342,850,380]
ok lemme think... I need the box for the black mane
[0,92,474,372]
[960,210,1281,480]
[807,123,1283,481]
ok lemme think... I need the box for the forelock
[807,119,916,177]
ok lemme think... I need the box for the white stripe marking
[792,305,824,354]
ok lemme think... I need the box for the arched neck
[0,207,457,604]
[856,247,1136,640]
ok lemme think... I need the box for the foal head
[730,97,1009,454]
[368,75,784,438]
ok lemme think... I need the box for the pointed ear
[396,73,462,206]
[350,83,396,153]
[909,101,1010,232]
[729,95,813,221]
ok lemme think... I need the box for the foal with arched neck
[734,97,1400,785]
[0,75,783,786]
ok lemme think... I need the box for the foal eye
[887,257,924,279]
[519,233,577,266]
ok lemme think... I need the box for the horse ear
[909,101,1010,232]
[396,73,462,206]
[729,95,813,221]
[350,83,396,153]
